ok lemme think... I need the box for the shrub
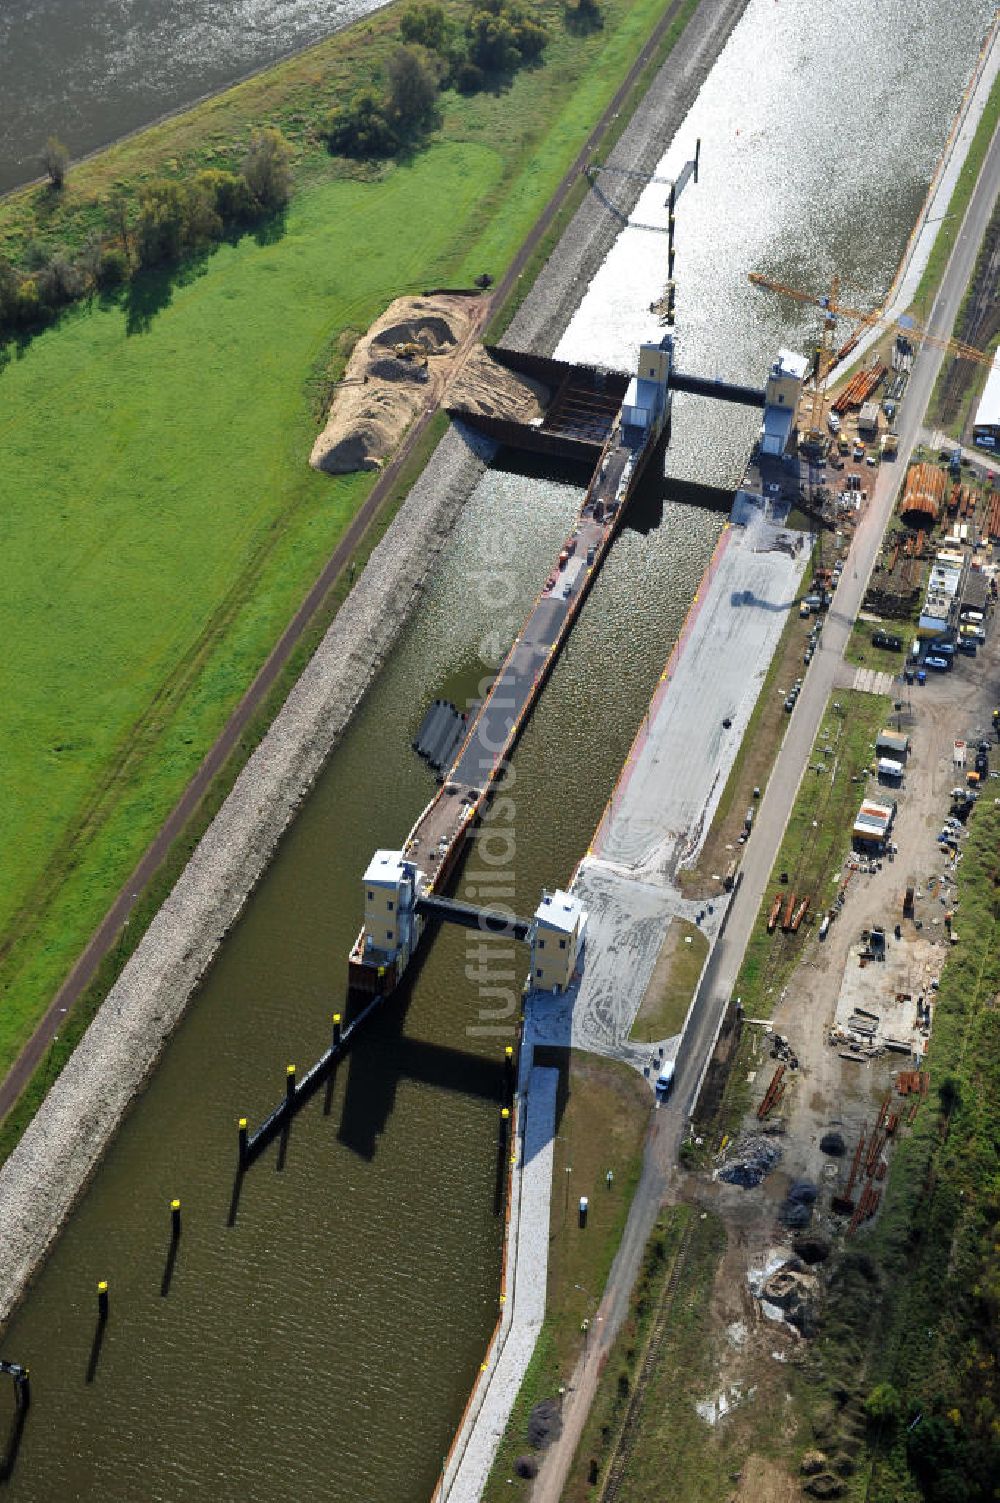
[97,246,129,288]
[386,44,445,128]
[240,128,293,211]
[400,2,452,52]
[41,135,68,188]
[324,89,399,158]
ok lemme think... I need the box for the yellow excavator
[393,341,429,367]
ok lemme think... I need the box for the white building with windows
[529,889,587,993]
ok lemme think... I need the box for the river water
[0,0,392,194]
[0,0,993,1498]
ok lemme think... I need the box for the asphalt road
[531,94,1000,1503]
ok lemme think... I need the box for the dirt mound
[449,345,549,423]
[367,356,431,384]
[372,315,459,352]
[310,293,481,475]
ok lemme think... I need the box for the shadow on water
[84,1313,108,1385]
[336,958,505,1163]
[0,1401,28,1483]
[159,1226,181,1298]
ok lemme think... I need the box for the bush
[97,246,129,289]
[386,44,445,128]
[864,1382,902,1424]
[324,89,399,158]
[240,128,293,211]
[41,135,68,188]
[400,2,452,52]
[36,254,85,307]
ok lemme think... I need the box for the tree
[324,90,399,159]
[136,180,190,266]
[107,187,135,266]
[240,128,293,211]
[36,253,84,307]
[400,3,451,52]
[865,1382,902,1424]
[41,135,68,188]
[386,45,444,128]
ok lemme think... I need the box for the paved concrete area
[526,514,809,1074]
[440,1067,558,1503]
[832,933,942,1054]
[852,667,898,695]
[594,515,808,879]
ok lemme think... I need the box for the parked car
[925,655,950,671]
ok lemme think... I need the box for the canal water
[0,0,392,194]
[0,0,993,1498]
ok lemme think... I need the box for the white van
[655,1061,675,1100]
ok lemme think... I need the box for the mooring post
[332,1013,342,1047]
[500,1106,510,1156]
[238,1116,248,1167]
[170,1199,182,1238]
[97,1281,109,1320]
[285,1064,296,1106]
[503,1044,514,1101]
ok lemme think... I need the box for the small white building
[972,358,1000,449]
[529,889,587,993]
[362,850,424,966]
[760,349,808,456]
[622,338,673,434]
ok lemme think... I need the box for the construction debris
[718,1135,782,1189]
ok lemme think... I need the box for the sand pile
[310,294,479,474]
[448,344,549,423]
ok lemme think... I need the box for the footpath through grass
[483,1050,650,1501]
[562,1207,732,1503]
[0,0,689,1086]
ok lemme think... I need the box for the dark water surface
[0,0,994,1497]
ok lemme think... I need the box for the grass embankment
[908,66,1000,323]
[630,919,709,1043]
[483,1051,650,1500]
[0,0,692,1092]
[807,799,1000,1503]
[712,689,890,1136]
[562,1208,736,1503]
[926,198,1000,443]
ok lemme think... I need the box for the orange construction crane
[748,272,881,446]
[748,272,998,442]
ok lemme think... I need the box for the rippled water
[0,0,391,193]
[0,0,993,1497]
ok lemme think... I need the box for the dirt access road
[0,0,713,1125]
[527,88,1000,1503]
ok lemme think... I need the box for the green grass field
[630,919,709,1043]
[0,0,686,1081]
